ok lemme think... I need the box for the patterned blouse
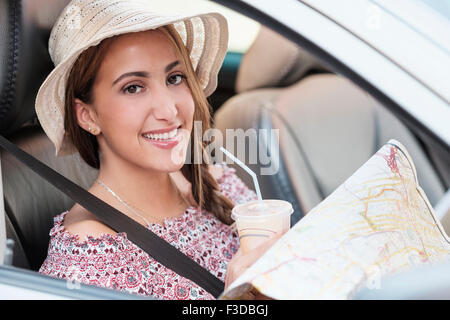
[39,163,257,300]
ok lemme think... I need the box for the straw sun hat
[35,0,228,156]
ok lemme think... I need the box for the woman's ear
[74,98,101,135]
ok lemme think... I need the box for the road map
[221,139,450,299]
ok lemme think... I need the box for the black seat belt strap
[0,134,225,298]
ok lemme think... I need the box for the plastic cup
[231,199,293,253]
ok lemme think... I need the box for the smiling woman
[33,0,261,300]
[66,28,196,175]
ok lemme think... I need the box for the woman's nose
[151,85,178,121]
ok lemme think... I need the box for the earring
[88,126,99,135]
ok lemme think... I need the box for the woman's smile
[141,125,183,149]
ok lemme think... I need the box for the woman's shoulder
[211,161,235,182]
[62,204,118,240]
[39,209,134,286]
[208,163,224,181]
[47,205,128,249]
[212,162,258,205]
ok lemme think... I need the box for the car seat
[213,26,446,224]
[0,0,100,270]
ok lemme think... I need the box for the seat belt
[0,151,6,265]
[0,134,225,298]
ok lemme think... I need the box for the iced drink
[231,199,293,253]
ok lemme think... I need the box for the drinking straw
[220,146,263,203]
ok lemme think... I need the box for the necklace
[96,177,190,226]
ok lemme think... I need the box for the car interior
[1,0,449,293]
[213,25,449,221]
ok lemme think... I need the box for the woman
[36,0,275,299]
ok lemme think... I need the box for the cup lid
[231,199,293,220]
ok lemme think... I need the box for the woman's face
[77,29,195,172]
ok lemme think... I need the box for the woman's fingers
[225,248,243,289]
[242,234,281,265]
[225,234,282,290]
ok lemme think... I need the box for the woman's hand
[225,234,282,299]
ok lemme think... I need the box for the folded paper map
[221,139,450,299]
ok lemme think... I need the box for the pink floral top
[39,163,257,300]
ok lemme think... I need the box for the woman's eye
[123,84,144,94]
[167,74,186,86]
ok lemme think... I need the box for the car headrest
[0,0,70,137]
[235,26,327,93]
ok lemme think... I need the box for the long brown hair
[64,25,235,225]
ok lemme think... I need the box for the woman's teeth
[143,128,178,140]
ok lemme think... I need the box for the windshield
[417,0,450,19]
